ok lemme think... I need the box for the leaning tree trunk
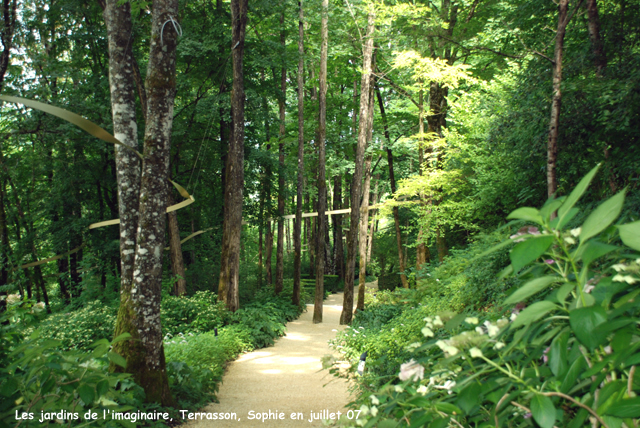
[342,8,374,325]
[547,0,570,203]
[314,0,328,323]
[109,0,179,406]
[292,0,305,307]
[375,86,408,288]
[218,0,248,312]
[167,192,187,296]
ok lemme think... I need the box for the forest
[1,0,640,426]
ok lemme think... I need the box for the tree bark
[586,0,606,75]
[292,0,305,307]
[266,220,273,284]
[547,0,570,202]
[342,8,374,325]
[167,192,186,296]
[275,4,286,295]
[415,87,428,272]
[375,86,409,288]
[218,0,248,312]
[333,175,344,281]
[0,0,17,91]
[314,0,328,323]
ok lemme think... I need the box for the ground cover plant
[332,166,640,427]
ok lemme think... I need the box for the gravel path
[181,292,354,428]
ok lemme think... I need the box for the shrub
[161,291,227,336]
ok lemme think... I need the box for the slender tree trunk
[0,0,17,92]
[266,220,273,284]
[167,193,187,296]
[293,0,305,307]
[314,0,328,323]
[342,8,374,325]
[375,86,408,288]
[333,176,344,281]
[586,0,606,75]
[366,181,378,263]
[218,0,248,312]
[275,5,286,295]
[547,0,570,202]
[415,87,428,272]
[0,180,8,289]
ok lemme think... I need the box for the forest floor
[182,284,378,428]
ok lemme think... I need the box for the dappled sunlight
[259,369,283,375]
[237,351,272,362]
[282,332,311,341]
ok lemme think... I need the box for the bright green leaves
[557,163,601,222]
[618,220,640,252]
[569,306,607,351]
[511,301,558,329]
[505,276,558,305]
[509,235,554,272]
[604,397,640,418]
[548,331,569,378]
[530,394,556,428]
[580,189,626,243]
[456,382,482,414]
[507,207,543,224]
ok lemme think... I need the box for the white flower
[416,385,428,395]
[465,317,479,325]
[6,294,21,305]
[564,236,576,245]
[359,405,369,416]
[494,342,505,350]
[422,327,434,337]
[399,359,424,381]
[370,395,379,405]
[475,326,485,335]
[370,406,378,417]
[484,321,500,338]
[406,342,422,351]
[394,385,404,393]
[570,227,582,237]
[469,347,483,358]
[424,317,433,322]
[612,263,627,272]
[613,274,637,284]
[433,316,444,327]
[510,313,518,322]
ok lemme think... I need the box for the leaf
[96,380,110,397]
[0,377,18,396]
[78,384,95,405]
[473,239,513,260]
[107,352,127,368]
[555,282,575,304]
[504,276,558,305]
[558,164,601,221]
[456,382,482,414]
[576,240,620,266]
[618,220,640,252]
[604,397,640,418]
[548,331,569,378]
[509,235,554,272]
[560,355,585,393]
[540,198,566,222]
[507,207,542,224]
[511,301,558,329]
[551,207,579,230]
[580,190,626,243]
[530,394,556,428]
[112,333,132,344]
[569,306,607,351]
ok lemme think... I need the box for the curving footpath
[182,292,354,428]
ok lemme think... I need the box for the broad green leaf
[107,351,127,368]
[507,207,542,224]
[456,382,482,414]
[548,331,569,378]
[473,239,513,260]
[0,377,18,396]
[434,402,462,415]
[556,282,576,304]
[540,198,566,221]
[558,164,601,221]
[510,235,554,272]
[569,306,607,351]
[112,332,132,344]
[530,394,556,428]
[96,379,110,397]
[575,240,620,266]
[505,276,558,305]
[551,207,579,230]
[78,384,95,405]
[560,355,585,393]
[604,397,640,418]
[511,301,558,329]
[618,220,640,251]
[580,189,626,243]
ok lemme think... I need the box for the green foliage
[0,299,145,428]
[161,291,228,336]
[332,166,640,428]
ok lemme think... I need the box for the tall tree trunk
[366,180,378,263]
[266,220,273,284]
[415,87,428,272]
[275,5,286,295]
[0,180,8,290]
[218,0,248,312]
[292,0,305,307]
[0,0,17,91]
[375,86,408,288]
[167,193,187,296]
[111,0,180,406]
[586,0,606,75]
[314,0,328,323]
[356,80,375,312]
[342,8,374,325]
[333,175,344,281]
[547,0,570,203]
